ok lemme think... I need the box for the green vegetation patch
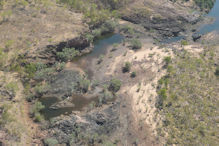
[157,49,219,145]
[122,61,131,73]
[56,47,79,62]
[130,39,142,50]
[30,101,45,122]
[108,78,121,92]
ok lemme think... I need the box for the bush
[54,62,65,71]
[164,56,171,66]
[181,40,188,46]
[44,138,58,146]
[122,62,131,73]
[31,101,45,122]
[85,33,94,42]
[108,78,121,92]
[34,112,44,122]
[120,25,134,34]
[34,67,55,81]
[56,47,79,62]
[25,63,37,78]
[34,83,50,96]
[101,20,117,33]
[130,71,136,78]
[78,78,90,93]
[98,88,114,105]
[92,29,102,38]
[130,39,142,50]
[0,104,14,125]
[97,55,104,64]
[5,81,18,94]
[158,88,167,101]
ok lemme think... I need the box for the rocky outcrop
[46,102,120,145]
[192,33,202,41]
[121,0,201,38]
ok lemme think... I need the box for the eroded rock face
[121,0,201,38]
[46,102,120,145]
[25,36,92,65]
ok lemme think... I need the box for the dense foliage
[194,0,215,11]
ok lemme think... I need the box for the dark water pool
[199,0,219,34]
[40,94,98,120]
[163,0,219,43]
[73,33,123,78]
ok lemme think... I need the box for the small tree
[97,55,104,64]
[78,78,90,93]
[56,47,79,62]
[44,138,58,146]
[31,101,45,122]
[130,71,136,78]
[122,62,131,73]
[164,56,171,65]
[109,78,121,92]
[131,39,142,50]
[181,40,188,46]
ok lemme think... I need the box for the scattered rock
[192,33,202,41]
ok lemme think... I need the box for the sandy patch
[114,44,174,139]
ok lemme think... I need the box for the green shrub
[26,94,35,102]
[31,101,45,122]
[130,71,136,78]
[122,61,131,73]
[103,89,113,100]
[5,81,18,94]
[44,138,59,146]
[108,78,121,92]
[25,63,37,78]
[34,67,55,81]
[92,29,102,38]
[101,20,117,33]
[164,56,171,66]
[78,78,90,93]
[181,40,188,46]
[97,55,104,64]
[85,33,94,42]
[0,104,14,125]
[130,39,142,50]
[158,88,167,100]
[54,62,65,71]
[120,25,134,34]
[99,88,114,104]
[56,47,79,61]
[34,83,50,96]
[36,62,47,70]
[34,112,44,122]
